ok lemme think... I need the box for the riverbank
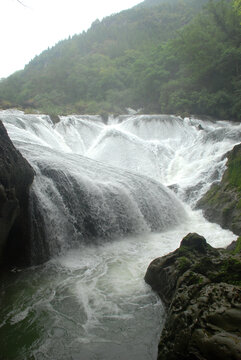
[197,143,241,236]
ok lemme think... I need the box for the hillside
[0,0,240,120]
[197,143,241,236]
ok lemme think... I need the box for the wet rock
[0,186,19,258]
[0,121,34,266]
[226,240,237,251]
[145,233,241,360]
[49,114,60,124]
[197,143,241,236]
[180,232,207,253]
[168,184,179,194]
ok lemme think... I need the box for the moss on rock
[145,233,241,360]
[234,236,241,254]
[197,143,241,236]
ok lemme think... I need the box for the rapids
[0,110,240,360]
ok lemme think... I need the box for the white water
[0,111,240,360]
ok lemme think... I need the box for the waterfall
[1,112,190,263]
[0,110,240,360]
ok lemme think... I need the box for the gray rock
[145,233,241,360]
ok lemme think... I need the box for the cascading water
[0,110,240,360]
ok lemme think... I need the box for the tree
[233,0,241,19]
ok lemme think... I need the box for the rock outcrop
[197,143,241,236]
[0,120,34,266]
[145,233,241,360]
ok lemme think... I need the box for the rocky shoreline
[145,141,241,360]
[145,233,241,360]
[0,120,34,267]
[197,143,241,236]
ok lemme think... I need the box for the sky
[0,0,141,79]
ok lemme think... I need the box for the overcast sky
[0,0,141,79]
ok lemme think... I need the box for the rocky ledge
[145,233,241,360]
[197,143,241,236]
[0,120,34,267]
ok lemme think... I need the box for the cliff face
[145,233,241,360]
[197,143,241,236]
[0,121,34,266]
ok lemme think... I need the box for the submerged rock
[197,143,241,236]
[145,233,241,360]
[0,120,34,266]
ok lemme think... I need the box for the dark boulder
[0,120,34,266]
[197,143,241,236]
[145,233,241,360]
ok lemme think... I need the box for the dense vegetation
[0,0,240,120]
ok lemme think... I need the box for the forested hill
[0,0,240,120]
[138,0,202,8]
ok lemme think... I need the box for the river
[0,111,240,360]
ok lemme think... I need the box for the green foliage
[233,0,241,17]
[0,0,240,119]
[234,237,241,254]
[158,0,241,119]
